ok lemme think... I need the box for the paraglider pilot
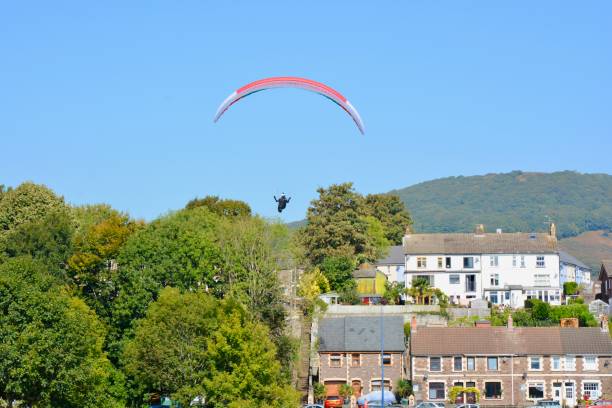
[274,193,291,213]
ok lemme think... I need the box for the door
[325,381,344,397]
[465,382,476,403]
[564,382,576,407]
[466,275,476,292]
[552,383,562,402]
[454,382,465,404]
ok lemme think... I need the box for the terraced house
[403,224,561,307]
[410,317,612,406]
[317,316,407,398]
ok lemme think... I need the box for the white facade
[405,253,561,307]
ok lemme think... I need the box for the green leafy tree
[313,383,327,403]
[339,383,353,401]
[364,194,413,244]
[3,209,74,271]
[383,281,405,305]
[121,287,299,408]
[319,255,355,291]
[531,300,552,321]
[563,281,579,296]
[0,257,125,407]
[186,195,251,217]
[396,379,413,398]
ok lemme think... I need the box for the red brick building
[410,318,612,406]
[317,316,407,397]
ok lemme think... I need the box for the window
[551,356,561,370]
[415,275,432,286]
[445,257,451,268]
[583,382,601,400]
[490,255,499,267]
[437,257,443,268]
[467,357,475,371]
[463,257,474,268]
[528,383,545,400]
[490,273,499,286]
[382,353,392,366]
[583,356,597,370]
[529,356,542,370]
[449,274,460,284]
[417,257,427,268]
[453,356,462,371]
[565,355,576,371]
[487,356,498,371]
[490,291,499,304]
[351,353,360,367]
[485,382,502,399]
[429,357,441,371]
[371,379,391,392]
[512,255,517,267]
[330,353,342,367]
[534,274,550,287]
[520,255,526,268]
[536,256,545,268]
[428,382,445,400]
[504,291,510,300]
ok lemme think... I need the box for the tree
[563,281,579,296]
[406,277,436,305]
[299,183,390,266]
[3,209,74,272]
[186,195,251,217]
[383,281,405,305]
[313,383,327,403]
[319,255,355,291]
[0,182,70,238]
[0,257,125,407]
[396,379,413,399]
[364,194,413,244]
[121,287,299,408]
[339,383,353,401]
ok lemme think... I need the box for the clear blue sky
[1,1,611,222]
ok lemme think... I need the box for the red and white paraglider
[213,76,365,134]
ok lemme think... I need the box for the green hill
[389,170,612,239]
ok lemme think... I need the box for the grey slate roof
[404,232,557,255]
[376,245,405,265]
[411,327,612,356]
[318,316,406,352]
[559,250,591,270]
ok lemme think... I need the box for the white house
[374,245,405,283]
[559,250,592,288]
[403,224,561,307]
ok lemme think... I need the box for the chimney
[549,222,557,238]
[475,320,491,328]
[507,315,513,329]
[411,315,417,334]
[474,224,485,235]
[601,315,609,333]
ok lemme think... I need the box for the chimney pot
[549,222,557,238]
[411,315,417,334]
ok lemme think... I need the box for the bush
[564,282,579,296]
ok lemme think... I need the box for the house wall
[319,351,405,396]
[411,353,612,406]
[377,264,405,283]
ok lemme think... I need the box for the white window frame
[490,255,499,267]
[329,353,343,368]
[529,356,543,371]
[449,274,460,284]
[583,356,598,371]
[483,380,503,400]
[417,257,427,268]
[371,378,392,392]
[437,257,443,268]
[520,255,526,268]
[565,355,576,371]
[487,356,499,371]
[427,381,446,401]
[527,381,546,401]
[582,380,601,400]
[429,356,442,372]
[536,256,545,268]
[490,273,500,286]
[380,353,393,367]
[551,356,562,371]
[453,356,463,372]
[466,356,476,371]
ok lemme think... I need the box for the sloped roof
[559,251,591,270]
[403,232,557,255]
[602,260,612,278]
[376,245,405,265]
[319,316,406,352]
[411,327,612,356]
[353,268,379,279]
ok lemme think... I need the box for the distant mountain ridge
[390,170,612,239]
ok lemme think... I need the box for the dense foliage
[490,300,598,327]
[390,171,612,238]
[0,182,299,407]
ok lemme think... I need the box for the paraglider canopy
[213,76,365,134]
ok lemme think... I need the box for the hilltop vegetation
[390,171,612,238]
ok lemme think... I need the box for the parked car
[303,405,324,408]
[587,401,612,408]
[324,396,343,408]
[456,404,479,408]
[415,402,445,408]
[528,400,561,408]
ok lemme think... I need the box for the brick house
[317,316,406,397]
[410,317,612,406]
